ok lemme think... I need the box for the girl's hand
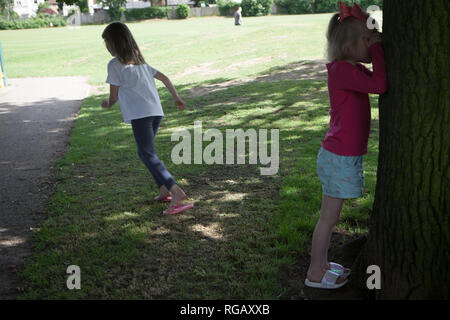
[175,97,186,111]
[101,100,110,109]
[367,31,382,47]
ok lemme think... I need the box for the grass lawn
[1,14,380,299]
[1,14,331,84]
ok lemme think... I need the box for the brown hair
[326,13,369,62]
[102,22,146,65]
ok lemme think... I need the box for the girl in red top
[305,3,387,289]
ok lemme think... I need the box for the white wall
[13,0,45,18]
[125,0,152,10]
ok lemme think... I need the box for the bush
[37,2,52,14]
[78,0,90,14]
[176,4,190,19]
[275,0,310,14]
[217,0,239,16]
[275,0,383,15]
[124,7,170,21]
[108,6,122,21]
[0,15,67,30]
[241,0,273,17]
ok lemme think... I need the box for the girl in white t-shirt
[101,22,193,215]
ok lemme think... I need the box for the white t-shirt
[106,57,164,124]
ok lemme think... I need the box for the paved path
[0,77,90,299]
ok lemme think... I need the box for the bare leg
[307,195,346,283]
[321,229,334,270]
[159,185,171,198]
[169,184,186,207]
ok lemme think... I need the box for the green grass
[1,15,380,299]
[1,14,331,84]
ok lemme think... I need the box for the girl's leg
[159,185,171,198]
[151,117,171,198]
[307,194,346,283]
[168,184,186,207]
[150,116,187,206]
[131,116,178,194]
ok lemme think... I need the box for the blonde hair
[326,13,369,62]
[102,22,146,65]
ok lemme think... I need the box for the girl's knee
[138,148,156,158]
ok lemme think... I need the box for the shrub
[37,2,51,14]
[124,7,170,21]
[108,6,122,21]
[176,4,190,19]
[275,0,310,14]
[275,0,383,15]
[0,15,67,30]
[78,0,90,14]
[102,0,127,21]
[241,0,273,17]
[217,0,239,16]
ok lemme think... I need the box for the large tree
[354,0,449,299]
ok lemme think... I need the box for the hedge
[0,14,67,30]
[241,0,273,17]
[217,0,240,16]
[275,0,383,14]
[124,7,170,21]
[176,4,190,19]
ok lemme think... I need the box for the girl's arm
[154,72,185,111]
[334,31,386,94]
[101,85,119,108]
[335,42,387,94]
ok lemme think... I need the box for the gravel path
[0,77,90,299]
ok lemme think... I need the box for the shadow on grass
[20,60,379,299]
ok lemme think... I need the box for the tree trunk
[357,0,449,299]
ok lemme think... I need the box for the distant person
[234,7,243,26]
[101,22,194,215]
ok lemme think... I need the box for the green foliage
[37,2,51,13]
[0,0,16,20]
[78,0,90,14]
[0,10,18,20]
[241,0,273,17]
[99,0,126,21]
[275,0,311,14]
[0,14,67,29]
[0,0,12,12]
[275,0,383,14]
[56,0,94,12]
[347,0,383,10]
[217,0,239,16]
[124,7,170,21]
[176,4,190,19]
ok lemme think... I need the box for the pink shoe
[154,195,172,202]
[162,203,194,215]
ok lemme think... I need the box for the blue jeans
[131,116,176,191]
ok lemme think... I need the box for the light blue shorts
[317,147,364,199]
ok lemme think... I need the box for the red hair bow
[339,2,368,23]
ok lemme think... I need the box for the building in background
[13,0,45,18]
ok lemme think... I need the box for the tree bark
[357,0,449,299]
[311,1,317,14]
